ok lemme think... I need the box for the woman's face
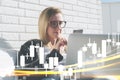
[47,13,64,41]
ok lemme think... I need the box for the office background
[0,0,102,50]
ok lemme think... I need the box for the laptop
[66,33,120,77]
[65,33,117,65]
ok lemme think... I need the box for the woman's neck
[49,38,57,45]
[47,42,54,50]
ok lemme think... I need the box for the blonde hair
[38,7,62,45]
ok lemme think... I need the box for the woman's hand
[53,37,67,50]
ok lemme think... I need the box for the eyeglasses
[49,21,66,28]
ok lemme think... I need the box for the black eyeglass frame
[48,21,67,28]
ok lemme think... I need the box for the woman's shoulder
[19,39,42,55]
[24,39,42,45]
[21,39,43,49]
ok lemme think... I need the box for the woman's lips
[54,32,59,35]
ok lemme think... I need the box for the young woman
[18,7,67,80]
[39,6,67,64]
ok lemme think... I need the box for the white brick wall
[0,0,102,50]
[1,0,18,7]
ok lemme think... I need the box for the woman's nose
[56,25,62,29]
